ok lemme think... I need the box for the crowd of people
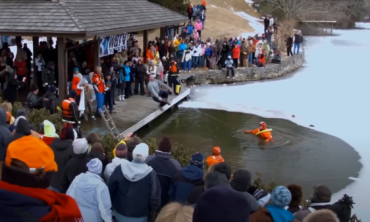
[0,107,356,221]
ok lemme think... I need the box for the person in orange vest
[168,57,178,88]
[245,121,273,142]
[92,66,106,116]
[206,146,225,167]
[71,67,83,105]
[61,90,81,138]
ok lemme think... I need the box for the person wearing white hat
[108,143,161,222]
[67,158,112,222]
[225,55,235,79]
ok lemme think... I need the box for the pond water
[140,24,370,219]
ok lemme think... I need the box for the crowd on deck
[0,108,356,221]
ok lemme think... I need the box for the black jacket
[60,153,91,193]
[108,164,161,218]
[136,64,147,79]
[286,37,293,47]
[294,34,303,43]
[49,139,74,191]
[42,61,56,85]
[26,92,44,109]
[146,151,182,209]
[0,109,11,161]
[264,18,270,28]
[3,70,22,104]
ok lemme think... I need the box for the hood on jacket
[16,109,26,118]
[111,157,129,168]
[0,108,6,126]
[181,165,204,181]
[205,172,230,189]
[120,160,153,182]
[14,118,31,136]
[265,204,295,222]
[51,138,73,151]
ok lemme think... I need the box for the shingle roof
[0,0,187,36]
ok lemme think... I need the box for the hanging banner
[99,34,127,57]
[0,36,16,48]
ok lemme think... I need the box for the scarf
[0,181,83,222]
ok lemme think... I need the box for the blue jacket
[205,47,212,56]
[187,25,194,34]
[108,161,161,219]
[66,172,112,222]
[177,43,188,55]
[123,65,131,82]
[168,165,204,204]
[146,151,182,209]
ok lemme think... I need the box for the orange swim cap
[260,122,267,130]
[213,146,221,155]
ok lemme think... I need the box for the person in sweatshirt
[146,138,182,210]
[225,55,234,78]
[108,143,161,222]
[67,158,112,222]
[250,186,295,222]
[104,142,129,183]
[194,19,203,37]
[148,75,173,107]
[169,152,205,204]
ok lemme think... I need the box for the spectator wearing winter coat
[49,123,75,193]
[42,61,56,90]
[104,142,128,183]
[294,185,332,221]
[285,184,303,214]
[40,120,59,146]
[231,169,261,213]
[250,186,295,222]
[169,152,204,204]
[194,19,203,37]
[146,138,182,209]
[67,158,112,222]
[192,43,201,69]
[0,108,11,161]
[3,68,25,104]
[232,44,241,68]
[192,29,200,42]
[302,209,339,222]
[247,185,271,207]
[187,4,193,20]
[61,138,91,193]
[193,185,251,222]
[126,135,143,161]
[187,23,194,35]
[182,47,193,72]
[200,10,206,27]
[294,31,303,54]
[108,143,161,221]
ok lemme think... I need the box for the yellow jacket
[174,39,181,51]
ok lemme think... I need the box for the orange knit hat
[5,135,58,172]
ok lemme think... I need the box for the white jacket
[104,157,129,183]
[67,172,112,222]
[192,45,201,57]
[182,49,193,62]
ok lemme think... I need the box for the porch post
[57,37,67,101]
[94,38,100,68]
[143,30,148,63]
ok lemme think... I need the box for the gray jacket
[148,79,171,99]
[225,59,233,67]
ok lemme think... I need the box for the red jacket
[232,45,241,59]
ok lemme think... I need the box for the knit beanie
[158,137,172,153]
[31,84,38,92]
[193,185,251,222]
[60,123,75,140]
[48,85,56,93]
[213,162,232,180]
[70,90,77,99]
[230,169,252,192]
[115,143,127,158]
[86,158,102,175]
[72,138,88,154]
[43,120,59,138]
[190,152,204,169]
[205,171,230,189]
[270,186,292,208]
[133,143,149,163]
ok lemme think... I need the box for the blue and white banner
[99,34,128,57]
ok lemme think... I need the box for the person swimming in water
[245,121,273,142]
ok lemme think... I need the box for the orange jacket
[14,59,27,75]
[245,128,273,142]
[92,73,105,93]
[206,154,225,166]
[232,45,241,59]
[71,75,82,96]
[146,49,155,63]
[258,54,266,65]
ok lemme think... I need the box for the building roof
[0,0,187,37]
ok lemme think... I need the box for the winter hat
[228,55,231,59]
[133,143,149,162]
[60,123,75,140]
[14,116,26,127]
[31,84,38,92]
[190,152,204,169]
[86,158,102,175]
[6,135,58,172]
[270,186,292,208]
[205,171,230,189]
[16,109,26,118]
[329,194,354,222]
[158,137,172,153]
[48,85,56,93]
[72,138,88,154]
[313,184,332,202]
[69,90,77,99]
[43,120,59,138]
[302,209,339,222]
[231,169,252,192]
[115,143,127,158]
[213,162,232,180]
[73,67,79,72]
[193,185,251,222]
